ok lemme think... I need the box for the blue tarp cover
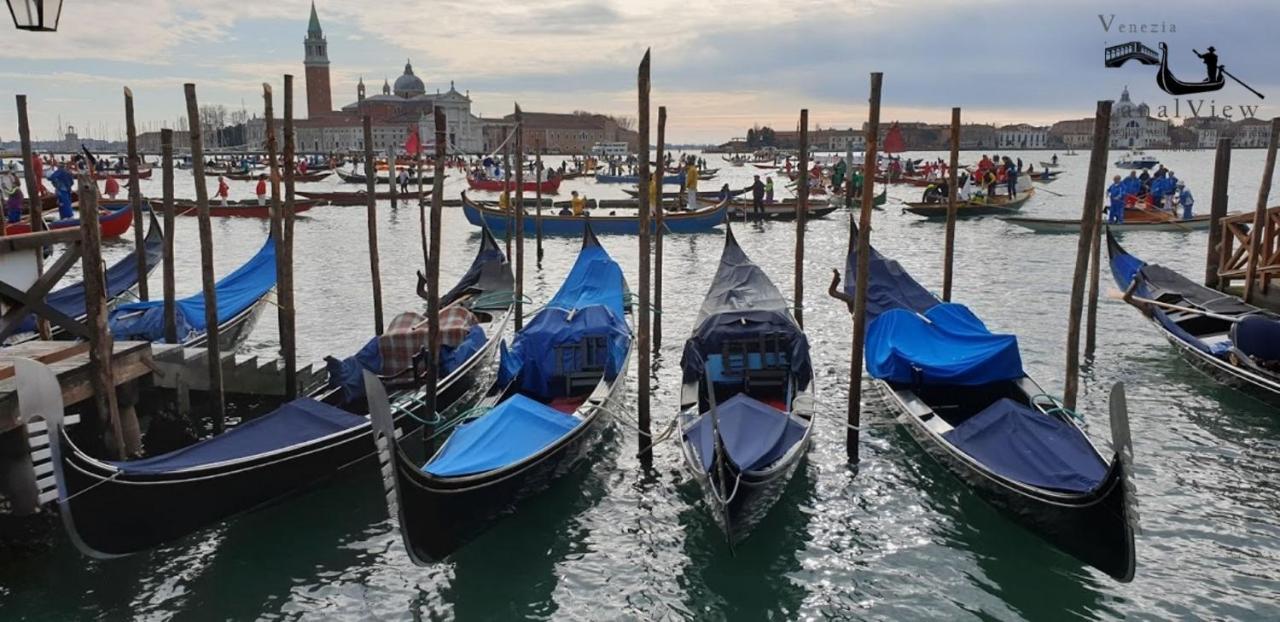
[108,235,276,343]
[843,237,939,323]
[111,398,366,475]
[684,393,807,472]
[499,239,630,399]
[865,303,1023,385]
[943,398,1107,493]
[424,394,581,477]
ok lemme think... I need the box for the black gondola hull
[881,383,1136,582]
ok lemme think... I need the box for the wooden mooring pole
[654,106,666,349]
[535,146,544,265]
[389,146,398,210]
[503,130,512,257]
[76,175,128,458]
[16,95,50,340]
[514,104,525,331]
[1085,163,1106,357]
[942,107,960,302]
[280,75,298,398]
[123,87,148,301]
[424,107,447,420]
[848,72,883,464]
[1064,100,1112,411]
[183,83,225,432]
[263,83,288,385]
[1205,137,1233,289]
[1243,118,1280,304]
[795,109,809,328]
[361,115,385,335]
[161,129,177,344]
[637,50,653,460]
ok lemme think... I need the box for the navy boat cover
[680,230,811,388]
[684,393,807,472]
[843,233,938,324]
[498,234,630,399]
[866,303,1023,385]
[15,213,164,334]
[440,226,513,308]
[942,398,1107,493]
[108,235,276,343]
[424,394,580,477]
[111,398,366,475]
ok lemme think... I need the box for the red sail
[883,122,906,154]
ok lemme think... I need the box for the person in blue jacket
[1107,175,1126,223]
[1120,171,1142,200]
[1176,182,1195,220]
[48,162,75,220]
[1149,174,1174,209]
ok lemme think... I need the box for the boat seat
[555,336,608,397]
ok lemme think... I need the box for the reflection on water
[3,150,1280,620]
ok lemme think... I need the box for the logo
[1105,41,1264,99]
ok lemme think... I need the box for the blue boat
[461,192,725,235]
[5,211,165,344]
[107,234,277,347]
[836,226,1137,582]
[368,223,634,563]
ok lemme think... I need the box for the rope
[622,293,662,316]
[708,469,744,506]
[635,415,679,457]
[469,290,532,310]
[1030,393,1085,424]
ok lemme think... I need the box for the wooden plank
[0,228,82,254]
[0,342,90,380]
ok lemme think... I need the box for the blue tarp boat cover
[110,398,366,475]
[943,398,1107,493]
[1233,315,1280,362]
[684,393,807,472]
[865,303,1023,385]
[680,231,812,388]
[423,394,580,477]
[15,213,164,334]
[441,226,513,307]
[108,235,276,343]
[498,236,630,399]
[843,232,938,324]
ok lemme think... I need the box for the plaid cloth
[377,307,479,375]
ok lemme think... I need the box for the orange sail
[883,122,906,154]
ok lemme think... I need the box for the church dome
[393,60,425,98]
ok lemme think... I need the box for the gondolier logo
[1105,41,1264,99]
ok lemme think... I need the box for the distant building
[483,112,637,155]
[1109,87,1169,148]
[996,124,1048,149]
[1049,119,1094,149]
[822,129,865,152]
[137,130,191,153]
[1233,118,1272,148]
[958,124,996,149]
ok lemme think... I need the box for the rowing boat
[24,230,514,557]
[170,199,320,217]
[1107,229,1280,401]
[225,170,332,183]
[3,204,134,238]
[466,176,563,194]
[369,223,632,563]
[621,187,748,201]
[1004,209,1214,233]
[460,192,726,235]
[334,168,440,185]
[296,189,429,205]
[834,231,1137,581]
[678,227,813,547]
[903,188,1035,218]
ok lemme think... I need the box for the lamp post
[7,0,62,31]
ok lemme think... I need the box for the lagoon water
[2,149,1279,620]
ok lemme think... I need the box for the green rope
[469,290,532,311]
[1031,393,1085,424]
[622,292,662,316]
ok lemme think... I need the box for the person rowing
[1107,175,1126,224]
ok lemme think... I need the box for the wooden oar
[1036,186,1067,197]
[1108,284,1243,323]
[1132,201,1192,232]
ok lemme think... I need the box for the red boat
[3,205,134,238]
[94,167,153,180]
[466,176,562,194]
[171,199,320,218]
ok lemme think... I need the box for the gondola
[902,188,1036,218]
[295,189,429,206]
[695,197,841,220]
[466,175,562,194]
[677,227,814,547]
[1156,42,1224,96]
[106,232,280,349]
[369,223,632,563]
[1107,229,1280,400]
[4,204,134,238]
[622,187,748,201]
[93,167,152,180]
[595,172,715,184]
[460,191,726,235]
[171,199,319,218]
[1004,210,1214,233]
[5,211,165,345]
[833,230,1137,581]
[25,229,515,557]
[224,170,332,182]
[334,167,439,185]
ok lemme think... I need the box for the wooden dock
[0,340,154,436]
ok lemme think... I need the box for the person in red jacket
[255,174,268,206]
[103,175,120,200]
[216,176,230,207]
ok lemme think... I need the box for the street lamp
[7,0,62,31]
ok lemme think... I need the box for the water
[3,150,1280,620]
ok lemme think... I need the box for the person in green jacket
[832,158,848,190]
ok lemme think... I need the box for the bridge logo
[1106,41,1263,99]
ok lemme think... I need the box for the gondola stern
[361,370,426,566]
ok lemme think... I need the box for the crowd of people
[1107,165,1194,223]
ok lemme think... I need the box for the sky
[1,0,1277,143]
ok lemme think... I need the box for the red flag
[883,122,906,154]
[404,125,420,156]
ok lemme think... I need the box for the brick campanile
[303,2,332,118]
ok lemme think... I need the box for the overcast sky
[1,0,1276,143]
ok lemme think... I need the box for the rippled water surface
[3,150,1280,620]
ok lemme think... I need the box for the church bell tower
[303,1,332,118]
